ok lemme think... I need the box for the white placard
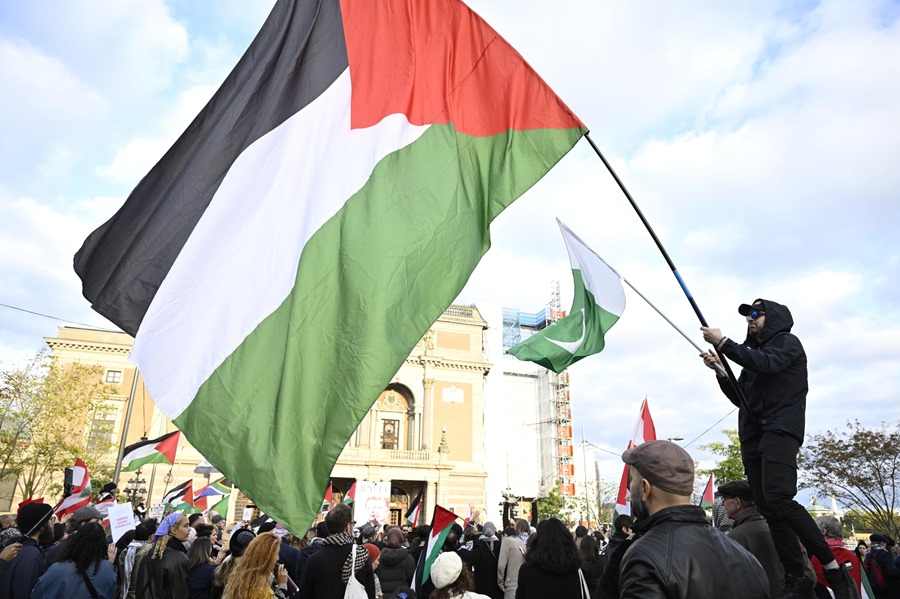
[149,504,166,520]
[242,507,253,522]
[108,503,136,543]
[353,481,391,531]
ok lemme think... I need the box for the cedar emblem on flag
[508,220,626,373]
[121,431,180,471]
[73,0,585,532]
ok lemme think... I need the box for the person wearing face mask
[618,440,770,599]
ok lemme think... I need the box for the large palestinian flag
[74,0,585,532]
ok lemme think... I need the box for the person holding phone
[223,532,289,599]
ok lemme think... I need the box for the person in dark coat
[718,479,784,598]
[618,441,770,599]
[297,504,375,599]
[134,513,191,599]
[296,521,329,588]
[458,522,502,599]
[577,534,602,599]
[186,536,219,599]
[0,503,53,599]
[377,527,416,596]
[702,299,853,599]
[514,518,583,599]
[865,534,900,599]
[595,514,633,599]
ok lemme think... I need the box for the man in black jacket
[298,503,375,599]
[702,299,853,599]
[619,440,770,599]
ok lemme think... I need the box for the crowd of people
[1,296,897,598]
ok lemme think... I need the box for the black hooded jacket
[717,298,808,443]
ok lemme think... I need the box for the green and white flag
[508,220,625,373]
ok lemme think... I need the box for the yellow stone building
[37,304,492,527]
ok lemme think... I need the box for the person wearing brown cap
[701,299,854,599]
[617,441,770,599]
[718,479,785,599]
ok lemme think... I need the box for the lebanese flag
[121,431,181,471]
[55,459,92,519]
[700,474,715,508]
[73,0,584,534]
[614,399,658,517]
[413,505,459,590]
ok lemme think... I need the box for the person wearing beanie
[212,528,255,599]
[362,543,383,599]
[120,519,157,599]
[430,551,490,599]
[377,527,416,597]
[0,502,53,599]
[458,521,502,599]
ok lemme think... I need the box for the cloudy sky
[1,0,898,503]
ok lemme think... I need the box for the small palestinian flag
[700,474,715,509]
[343,482,356,505]
[121,431,180,471]
[405,485,424,524]
[162,479,193,509]
[413,505,458,590]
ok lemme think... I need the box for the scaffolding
[547,281,575,496]
[503,281,576,496]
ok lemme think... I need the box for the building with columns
[39,304,493,528]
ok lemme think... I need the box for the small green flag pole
[583,132,760,436]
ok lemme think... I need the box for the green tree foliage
[798,420,900,540]
[537,486,578,526]
[698,429,745,483]
[0,350,116,500]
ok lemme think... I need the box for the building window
[87,408,117,451]
[105,370,123,384]
[382,419,399,450]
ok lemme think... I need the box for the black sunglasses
[746,310,765,320]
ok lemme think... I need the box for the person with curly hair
[514,518,584,599]
[134,513,191,599]
[31,522,116,599]
[429,551,489,599]
[223,532,288,599]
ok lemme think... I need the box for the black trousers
[741,431,834,576]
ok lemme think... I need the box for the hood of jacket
[378,546,412,567]
[744,298,793,346]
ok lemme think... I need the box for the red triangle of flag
[155,431,181,465]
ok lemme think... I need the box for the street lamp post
[125,469,147,505]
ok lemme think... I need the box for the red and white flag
[614,399,657,517]
[55,458,92,519]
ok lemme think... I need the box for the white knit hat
[430,551,463,589]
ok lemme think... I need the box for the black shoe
[780,573,816,599]
[823,566,858,599]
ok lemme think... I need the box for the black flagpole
[582,132,761,436]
